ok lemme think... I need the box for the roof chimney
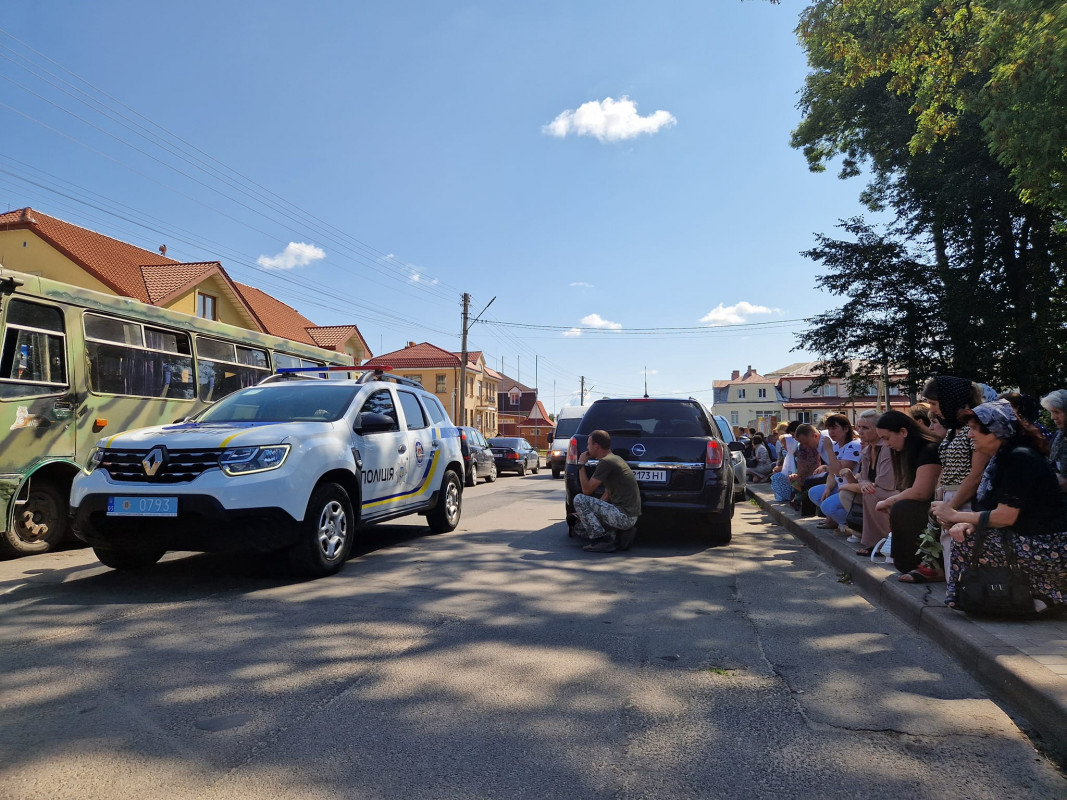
[731,370,740,381]
[19,208,37,225]
[159,244,167,256]
[406,341,416,348]
[744,365,755,378]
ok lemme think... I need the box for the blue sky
[1,1,871,413]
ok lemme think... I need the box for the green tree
[791,0,1067,395]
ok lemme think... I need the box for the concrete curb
[748,483,1067,765]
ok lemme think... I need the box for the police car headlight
[84,447,104,474]
[220,445,290,475]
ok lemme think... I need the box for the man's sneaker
[583,538,617,553]
[566,512,580,527]
[616,526,637,551]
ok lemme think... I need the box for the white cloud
[700,301,781,326]
[257,242,326,270]
[563,327,582,338]
[543,96,676,142]
[570,281,593,288]
[580,313,622,330]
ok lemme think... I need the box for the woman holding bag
[933,400,1067,614]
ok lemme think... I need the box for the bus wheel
[2,482,69,557]
[94,547,166,570]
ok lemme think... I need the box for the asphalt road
[1,473,1065,799]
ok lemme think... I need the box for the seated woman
[933,399,1067,614]
[836,409,894,552]
[873,410,942,574]
[770,421,800,502]
[746,433,775,483]
[807,413,862,530]
[1041,389,1067,493]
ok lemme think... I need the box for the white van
[546,405,588,478]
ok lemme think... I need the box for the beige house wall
[396,362,499,435]
[0,231,113,293]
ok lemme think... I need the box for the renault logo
[142,446,167,477]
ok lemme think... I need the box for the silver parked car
[713,413,747,502]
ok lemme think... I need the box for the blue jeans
[808,482,847,525]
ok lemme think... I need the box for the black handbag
[955,512,1035,616]
[845,500,863,533]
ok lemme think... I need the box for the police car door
[395,389,436,506]
[353,387,411,520]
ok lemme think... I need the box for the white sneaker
[845,534,861,544]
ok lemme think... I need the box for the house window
[730,411,739,425]
[196,292,218,321]
[824,385,838,397]
[435,374,446,393]
[796,411,812,423]
[737,388,746,399]
[758,388,767,398]
[403,374,422,386]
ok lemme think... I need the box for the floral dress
[946,445,1067,608]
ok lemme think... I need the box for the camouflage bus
[0,269,354,557]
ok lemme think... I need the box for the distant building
[766,360,911,425]
[363,342,500,434]
[712,366,786,433]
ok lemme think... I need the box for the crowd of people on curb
[764,379,1067,617]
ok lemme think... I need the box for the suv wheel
[708,506,733,545]
[484,461,497,483]
[289,482,354,576]
[427,470,462,532]
[466,463,477,488]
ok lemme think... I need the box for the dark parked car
[459,426,497,486]
[564,397,735,543]
[488,437,540,476]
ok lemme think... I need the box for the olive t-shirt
[593,453,642,518]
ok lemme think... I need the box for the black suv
[564,397,735,543]
[458,426,497,486]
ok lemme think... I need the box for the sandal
[898,565,945,584]
[816,519,838,529]
[855,547,873,557]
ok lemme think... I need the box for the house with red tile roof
[765,360,911,425]
[712,365,786,434]
[363,342,500,433]
[0,208,369,362]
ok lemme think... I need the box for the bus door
[0,297,77,544]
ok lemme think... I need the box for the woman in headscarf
[1041,389,1067,494]
[933,400,1067,614]
[909,376,989,583]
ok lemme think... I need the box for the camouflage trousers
[573,493,638,540]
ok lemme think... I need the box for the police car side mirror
[355,411,398,434]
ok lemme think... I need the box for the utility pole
[458,292,496,428]
[580,376,586,406]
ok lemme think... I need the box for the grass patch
[704,666,741,676]
[837,571,853,584]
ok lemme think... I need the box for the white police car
[70,370,465,577]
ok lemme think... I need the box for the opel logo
[142,446,167,477]
[631,443,646,457]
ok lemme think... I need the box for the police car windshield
[197,383,360,423]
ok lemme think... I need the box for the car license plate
[633,469,667,483]
[107,496,178,517]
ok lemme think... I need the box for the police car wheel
[427,471,462,533]
[289,482,354,577]
[93,546,166,571]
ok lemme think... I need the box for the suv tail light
[706,440,725,469]
[566,436,579,466]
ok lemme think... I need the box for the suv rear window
[578,400,713,438]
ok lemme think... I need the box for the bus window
[84,312,195,399]
[196,337,270,402]
[0,300,68,398]
[274,352,327,378]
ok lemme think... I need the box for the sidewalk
[748,482,1067,765]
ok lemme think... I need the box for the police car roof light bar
[274,365,377,374]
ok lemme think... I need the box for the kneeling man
[573,429,641,552]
